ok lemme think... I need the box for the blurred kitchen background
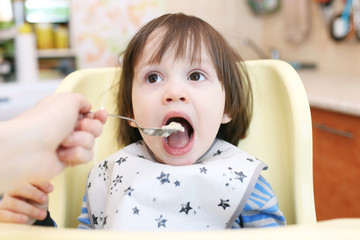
[1,0,360,222]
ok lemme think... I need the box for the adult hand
[57,107,107,165]
[0,93,108,192]
[0,182,53,224]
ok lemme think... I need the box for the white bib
[85,139,267,231]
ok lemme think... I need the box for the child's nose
[162,83,189,104]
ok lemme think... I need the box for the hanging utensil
[330,0,353,41]
[283,0,311,44]
[247,0,280,15]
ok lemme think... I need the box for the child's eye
[146,73,163,83]
[188,72,205,81]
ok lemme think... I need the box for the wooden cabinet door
[311,108,360,221]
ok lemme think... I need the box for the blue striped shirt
[78,175,286,229]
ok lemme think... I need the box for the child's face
[130,35,231,166]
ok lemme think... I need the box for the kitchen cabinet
[311,107,360,221]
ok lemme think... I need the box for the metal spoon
[108,114,184,137]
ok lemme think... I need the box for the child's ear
[221,113,231,124]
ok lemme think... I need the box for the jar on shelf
[54,24,69,49]
[35,22,54,49]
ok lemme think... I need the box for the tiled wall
[72,0,165,68]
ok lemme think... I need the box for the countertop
[0,80,61,121]
[0,218,359,240]
[298,71,360,117]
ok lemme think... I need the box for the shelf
[37,48,75,58]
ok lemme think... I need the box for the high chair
[49,59,316,228]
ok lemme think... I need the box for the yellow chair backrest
[238,60,315,225]
[49,59,316,228]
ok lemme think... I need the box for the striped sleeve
[77,194,92,229]
[233,175,286,228]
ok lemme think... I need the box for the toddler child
[77,13,285,230]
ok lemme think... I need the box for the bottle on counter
[15,23,39,83]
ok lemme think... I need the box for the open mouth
[165,117,194,148]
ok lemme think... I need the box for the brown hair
[117,13,252,146]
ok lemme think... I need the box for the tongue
[167,124,190,148]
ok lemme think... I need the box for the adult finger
[0,196,47,221]
[75,118,104,137]
[61,131,95,149]
[93,109,108,124]
[6,184,48,205]
[35,182,54,194]
[81,109,108,124]
[0,209,28,224]
[57,147,94,165]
